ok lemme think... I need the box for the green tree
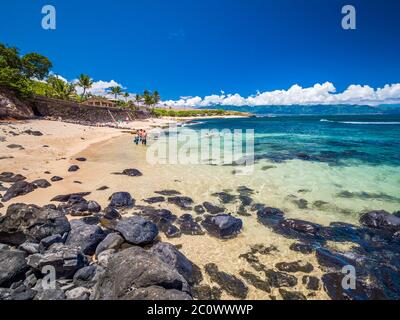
[152,90,161,106]
[123,92,130,103]
[21,53,52,80]
[143,90,153,108]
[77,74,93,98]
[109,86,122,100]
[47,75,76,100]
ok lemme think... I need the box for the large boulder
[65,220,106,255]
[95,233,124,257]
[360,210,400,233]
[0,204,71,246]
[108,192,135,209]
[150,242,202,285]
[201,214,242,239]
[0,249,28,287]
[2,181,36,202]
[114,216,158,245]
[93,246,191,300]
[27,243,88,278]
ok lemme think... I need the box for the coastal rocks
[39,234,63,252]
[264,269,298,288]
[257,207,285,223]
[360,210,400,233]
[0,204,70,246]
[93,246,191,300]
[95,233,124,257]
[239,270,271,293]
[68,165,80,172]
[202,202,225,215]
[114,216,158,245]
[201,214,243,239]
[103,207,121,220]
[321,272,386,300]
[108,192,135,209]
[114,169,143,177]
[65,220,106,255]
[23,130,43,136]
[302,276,320,291]
[194,205,206,215]
[73,265,97,288]
[75,157,86,162]
[275,261,314,273]
[168,196,194,210]
[192,285,222,300]
[65,287,91,300]
[279,289,307,300]
[150,242,203,285]
[278,219,322,239]
[143,196,165,204]
[7,144,24,150]
[50,176,63,182]
[0,172,26,183]
[0,249,28,287]
[51,192,91,202]
[211,192,236,204]
[289,242,314,255]
[31,179,51,189]
[34,288,66,300]
[27,243,88,278]
[97,186,109,191]
[177,214,204,236]
[205,263,248,299]
[155,190,181,196]
[2,181,36,202]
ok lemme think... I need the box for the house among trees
[83,97,117,108]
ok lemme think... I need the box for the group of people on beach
[134,129,148,146]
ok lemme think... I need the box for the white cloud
[74,79,125,98]
[162,82,400,107]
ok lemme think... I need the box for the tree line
[0,42,161,110]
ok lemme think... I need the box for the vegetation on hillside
[152,108,250,117]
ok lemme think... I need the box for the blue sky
[1,0,400,106]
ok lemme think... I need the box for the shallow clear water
[151,115,400,225]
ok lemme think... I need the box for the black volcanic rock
[360,210,400,233]
[93,246,191,300]
[143,196,165,204]
[201,214,242,239]
[155,190,181,196]
[108,192,134,208]
[32,179,51,189]
[0,249,28,287]
[50,176,63,182]
[205,263,248,299]
[2,181,36,202]
[65,220,106,255]
[0,172,26,183]
[114,216,158,245]
[68,165,80,172]
[75,157,87,162]
[0,204,70,246]
[168,196,194,209]
[202,202,225,215]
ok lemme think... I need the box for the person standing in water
[134,130,141,145]
[141,130,148,146]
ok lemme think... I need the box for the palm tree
[77,74,93,99]
[135,94,142,108]
[109,86,122,100]
[152,90,160,108]
[143,90,153,109]
[47,75,76,100]
[123,92,129,103]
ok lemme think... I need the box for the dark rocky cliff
[0,87,151,123]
